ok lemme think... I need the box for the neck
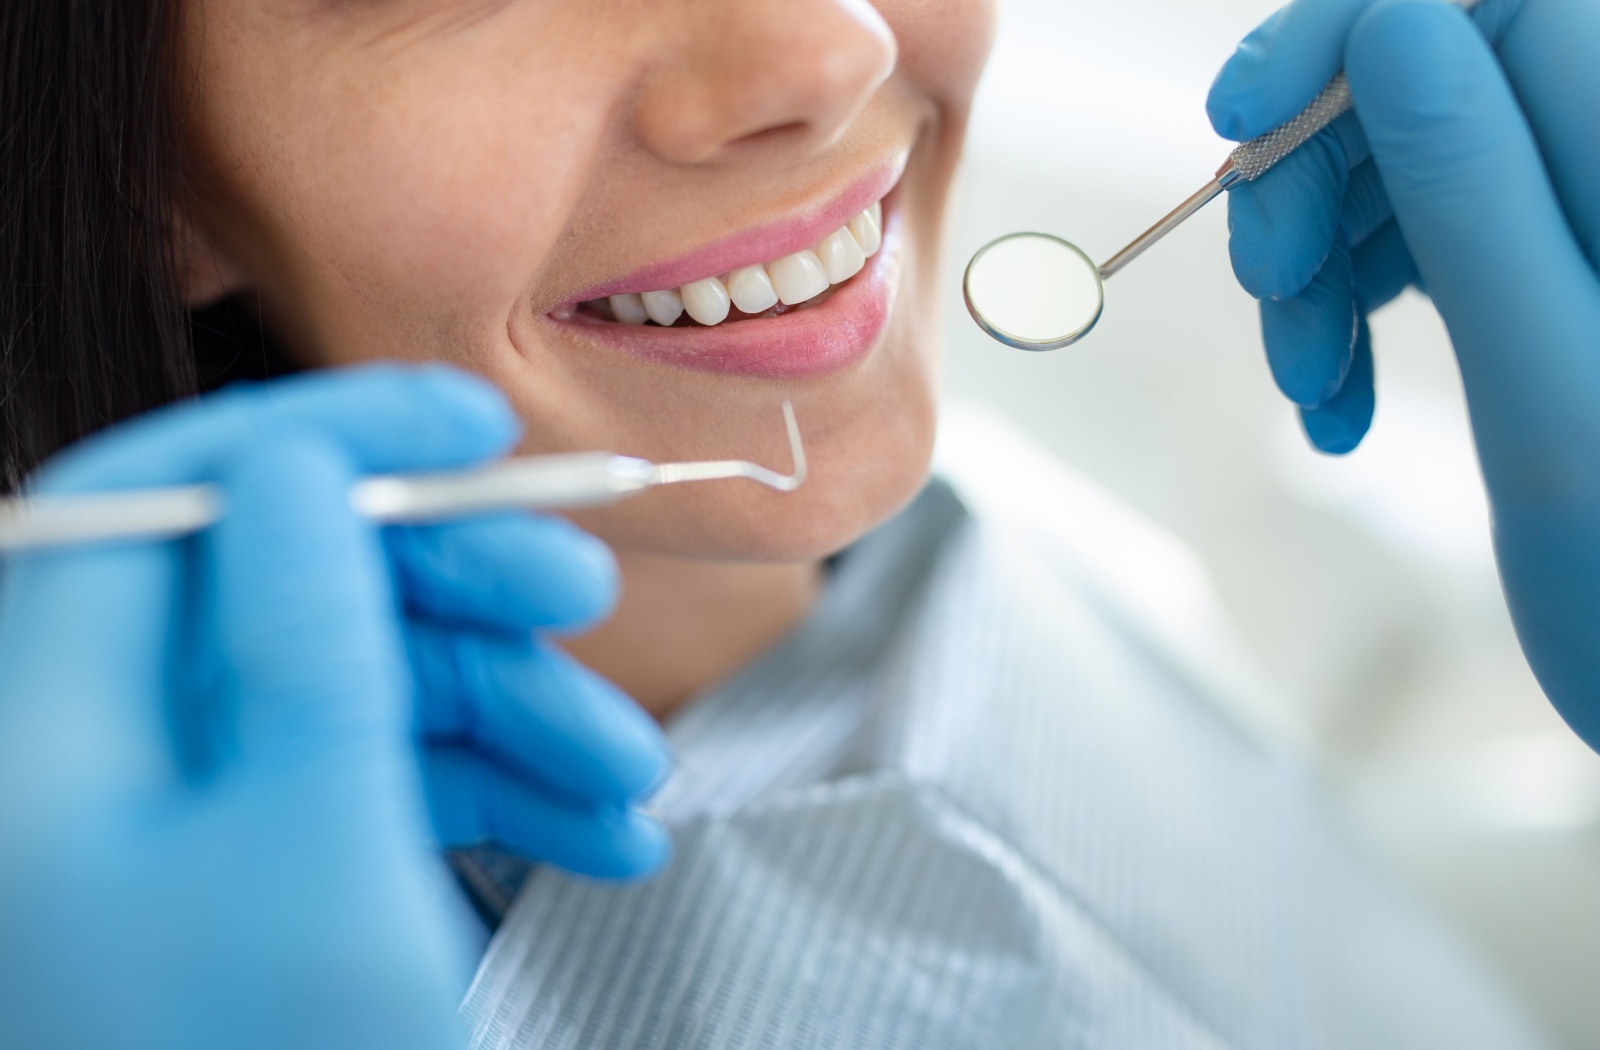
[562,550,822,720]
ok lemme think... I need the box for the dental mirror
[961,169,1234,352]
[963,233,1104,351]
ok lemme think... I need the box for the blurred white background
[942,1,1600,1045]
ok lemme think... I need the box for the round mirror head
[963,232,1105,351]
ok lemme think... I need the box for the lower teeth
[578,284,839,327]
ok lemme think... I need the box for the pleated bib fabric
[462,409,1548,1050]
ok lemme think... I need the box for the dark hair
[0,0,294,493]
[0,0,191,492]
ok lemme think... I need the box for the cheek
[188,18,615,364]
[320,102,581,310]
[879,0,997,115]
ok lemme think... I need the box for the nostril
[727,121,810,150]
[632,0,897,166]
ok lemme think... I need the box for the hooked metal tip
[649,400,807,493]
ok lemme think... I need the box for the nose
[632,0,898,165]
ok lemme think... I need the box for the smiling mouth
[560,201,883,329]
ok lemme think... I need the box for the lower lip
[546,208,901,380]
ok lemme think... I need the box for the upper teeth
[605,202,881,327]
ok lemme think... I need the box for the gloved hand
[0,365,671,1050]
[1208,0,1600,745]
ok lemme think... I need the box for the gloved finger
[205,430,409,785]
[35,364,517,496]
[421,745,670,880]
[0,366,510,801]
[1206,0,1508,141]
[1299,317,1377,454]
[1339,159,1394,248]
[0,543,180,799]
[1352,219,1421,312]
[1227,125,1352,302]
[1208,0,1382,140]
[1495,0,1600,267]
[386,514,618,636]
[1346,1,1597,376]
[1260,233,1360,408]
[408,623,671,805]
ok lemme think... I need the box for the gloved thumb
[1344,0,1593,359]
[204,430,412,797]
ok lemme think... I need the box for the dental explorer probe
[0,403,806,553]
[964,0,1484,351]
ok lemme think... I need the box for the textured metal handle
[1227,74,1354,181]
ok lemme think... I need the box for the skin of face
[176,0,996,707]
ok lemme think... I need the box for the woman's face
[179,0,994,561]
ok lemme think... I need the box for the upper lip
[554,154,907,310]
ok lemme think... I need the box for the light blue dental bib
[462,410,1548,1050]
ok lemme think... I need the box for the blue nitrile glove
[0,364,671,1050]
[1208,0,1600,745]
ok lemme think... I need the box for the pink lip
[557,157,906,305]
[550,207,901,379]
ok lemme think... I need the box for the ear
[174,213,251,308]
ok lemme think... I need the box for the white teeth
[593,201,885,327]
[815,227,866,284]
[609,293,649,325]
[641,288,684,327]
[768,249,830,306]
[847,202,882,258]
[728,265,779,315]
[680,276,731,326]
